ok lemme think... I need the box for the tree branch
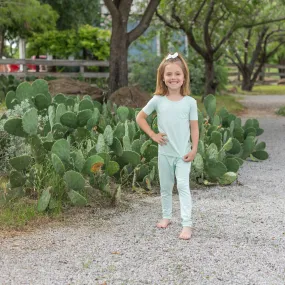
[204,0,215,52]
[213,25,236,54]
[233,47,244,68]
[192,0,207,24]
[209,9,228,39]
[170,0,206,57]
[155,10,179,30]
[226,55,239,68]
[127,0,160,45]
[171,0,189,32]
[249,27,268,72]
[103,0,119,18]
[244,28,252,66]
[266,41,285,59]
[241,17,285,29]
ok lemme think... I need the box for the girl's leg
[175,159,192,229]
[158,155,175,225]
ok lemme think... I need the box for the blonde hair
[154,53,190,96]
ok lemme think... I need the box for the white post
[156,31,161,57]
[19,38,26,72]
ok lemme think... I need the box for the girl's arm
[190,120,199,153]
[183,120,199,162]
[136,110,167,145]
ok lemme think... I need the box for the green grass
[0,199,40,230]
[0,176,55,231]
[193,94,244,115]
[227,84,285,95]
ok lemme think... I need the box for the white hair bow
[165,52,178,60]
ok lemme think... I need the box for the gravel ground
[0,96,285,285]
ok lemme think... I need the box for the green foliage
[0,75,20,103]
[129,52,163,93]
[0,0,58,43]
[39,0,101,30]
[276,106,285,116]
[27,25,110,60]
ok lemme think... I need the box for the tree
[272,46,285,79]
[227,24,285,90]
[39,0,101,30]
[103,0,160,94]
[0,0,58,57]
[157,0,285,99]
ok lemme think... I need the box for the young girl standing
[136,52,199,240]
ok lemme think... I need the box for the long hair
[154,53,190,96]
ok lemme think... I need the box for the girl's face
[163,62,184,92]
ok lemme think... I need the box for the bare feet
[156,219,171,228]
[179,227,192,240]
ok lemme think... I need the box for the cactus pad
[79,99,94,111]
[77,109,93,127]
[37,187,51,212]
[9,155,32,171]
[117,106,129,122]
[60,111,77,128]
[251,150,269,160]
[64,170,85,191]
[82,155,104,175]
[67,190,87,206]
[51,153,65,175]
[10,170,26,188]
[218,172,237,185]
[22,108,38,135]
[106,161,120,176]
[4,118,27,137]
[51,138,70,163]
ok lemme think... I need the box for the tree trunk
[241,69,254,91]
[203,58,217,100]
[109,19,128,94]
[0,29,5,58]
[278,58,285,79]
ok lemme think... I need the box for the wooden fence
[0,59,284,82]
[0,58,109,79]
[227,63,285,82]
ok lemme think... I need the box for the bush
[129,52,163,94]
[276,105,285,116]
[0,100,32,175]
[214,63,229,93]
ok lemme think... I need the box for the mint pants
[158,154,193,227]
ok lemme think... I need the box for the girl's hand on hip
[151,133,167,145]
[183,150,196,162]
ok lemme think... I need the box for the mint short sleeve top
[142,95,198,158]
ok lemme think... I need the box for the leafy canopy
[0,0,58,38]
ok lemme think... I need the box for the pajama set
[142,95,198,227]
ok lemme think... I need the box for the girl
[136,52,199,240]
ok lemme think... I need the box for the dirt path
[235,94,285,117]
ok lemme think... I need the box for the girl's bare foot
[179,227,192,240]
[156,219,171,228]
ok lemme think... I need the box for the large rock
[109,86,151,108]
[277,79,285,85]
[47,78,105,102]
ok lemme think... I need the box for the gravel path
[1,96,285,285]
[236,94,285,118]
